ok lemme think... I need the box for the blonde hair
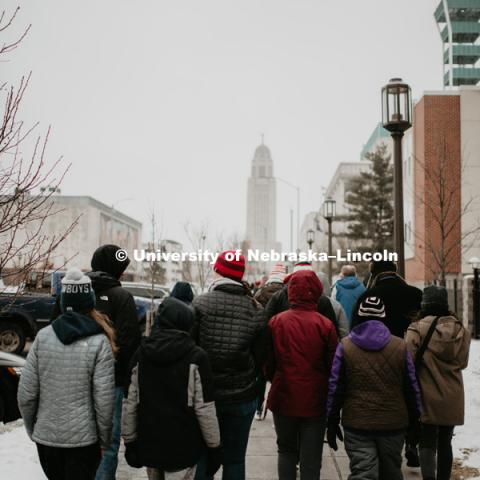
[88,309,118,356]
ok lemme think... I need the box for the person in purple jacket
[326,296,421,480]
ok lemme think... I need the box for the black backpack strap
[414,316,439,369]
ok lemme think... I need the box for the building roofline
[360,123,390,159]
[48,195,142,227]
[325,161,371,198]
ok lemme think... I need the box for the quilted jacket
[265,271,338,417]
[18,312,115,449]
[192,278,266,404]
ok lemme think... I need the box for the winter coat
[87,271,141,387]
[122,298,220,470]
[332,276,366,324]
[192,278,266,404]
[263,284,340,336]
[353,273,422,338]
[329,297,350,338]
[328,320,421,432]
[254,282,284,307]
[405,315,470,426]
[266,271,338,418]
[18,312,115,449]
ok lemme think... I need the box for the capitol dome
[251,141,273,177]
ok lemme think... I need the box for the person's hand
[327,423,343,451]
[125,441,142,469]
[206,446,223,476]
[406,418,421,447]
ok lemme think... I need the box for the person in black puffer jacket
[193,251,265,480]
[87,245,141,480]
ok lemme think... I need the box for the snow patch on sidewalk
[0,420,44,479]
[453,339,480,471]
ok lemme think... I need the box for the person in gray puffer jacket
[18,268,116,480]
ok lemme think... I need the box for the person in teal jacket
[331,265,365,326]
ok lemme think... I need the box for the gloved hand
[125,441,142,469]
[206,446,223,476]
[406,418,421,447]
[327,423,344,451]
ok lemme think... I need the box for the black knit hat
[421,285,448,311]
[357,296,386,322]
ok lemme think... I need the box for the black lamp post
[469,257,480,338]
[307,229,315,250]
[382,78,412,279]
[323,198,336,285]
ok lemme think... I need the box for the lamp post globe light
[469,257,480,339]
[382,78,412,279]
[307,229,315,250]
[322,198,336,285]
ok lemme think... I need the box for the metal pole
[328,218,333,285]
[297,187,300,252]
[474,268,480,339]
[290,209,294,253]
[392,131,405,278]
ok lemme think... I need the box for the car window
[125,286,166,299]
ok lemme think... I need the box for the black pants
[273,414,326,480]
[419,424,454,480]
[37,442,101,480]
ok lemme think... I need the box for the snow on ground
[453,339,480,471]
[0,420,44,479]
[1,340,480,479]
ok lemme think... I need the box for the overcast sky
[3,0,442,249]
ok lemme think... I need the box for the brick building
[405,87,480,286]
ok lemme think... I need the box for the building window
[259,166,265,177]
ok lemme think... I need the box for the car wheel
[0,321,26,354]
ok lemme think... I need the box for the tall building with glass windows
[435,0,480,87]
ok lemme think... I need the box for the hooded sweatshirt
[87,245,141,387]
[266,270,338,417]
[332,276,366,323]
[405,315,470,425]
[327,320,421,432]
[170,281,194,305]
[121,298,220,471]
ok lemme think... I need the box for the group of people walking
[17,247,471,480]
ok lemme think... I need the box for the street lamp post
[469,257,480,339]
[382,78,412,279]
[277,177,301,251]
[307,229,315,250]
[322,198,336,285]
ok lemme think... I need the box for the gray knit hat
[421,285,448,311]
[60,268,96,313]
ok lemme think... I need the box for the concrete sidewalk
[118,414,422,479]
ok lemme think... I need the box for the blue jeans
[96,387,123,480]
[196,399,256,480]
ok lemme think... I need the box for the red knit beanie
[214,250,246,282]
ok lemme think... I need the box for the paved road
[117,414,422,480]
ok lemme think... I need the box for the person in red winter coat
[264,270,338,480]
